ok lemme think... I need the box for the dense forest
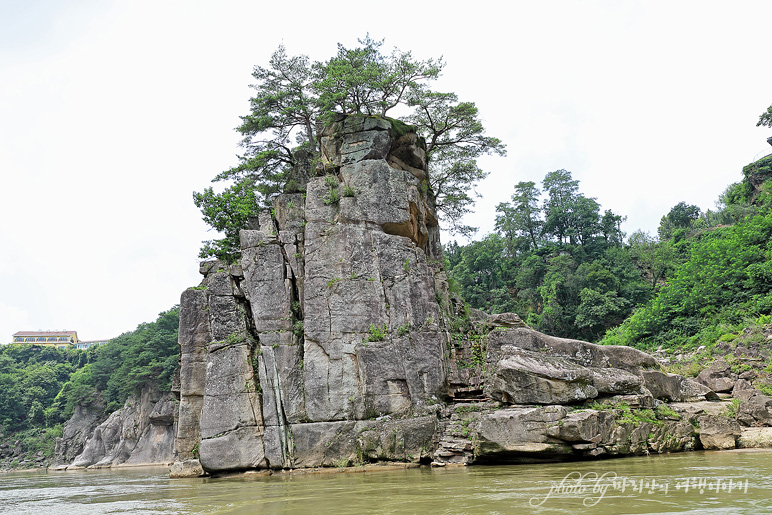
[0,307,179,467]
[446,152,772,350]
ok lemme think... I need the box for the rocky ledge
[158,114,772,477]
[48,114,771,475]
[51,386,176,470]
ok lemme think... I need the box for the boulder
[641,370,718,402]
[319,115,393,167]
[732,379,755,398]
[696,359,736,393]
[65,388,177,469]
[169,459,205,478]
[486,312,527,329]
[474,406,572,460]
[486,346,598,404]
[738,427,772,448]
[546,409,614,443]
[737,392,772,426]
[697,415,741,449]
[485,340,647,406]
[199,426,266,471]
[52,403,105,468]
[486,327,658,372]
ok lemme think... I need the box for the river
[2,449,771,514]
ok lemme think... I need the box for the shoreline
[6,443,772,477]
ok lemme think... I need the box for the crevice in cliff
[275,231,304,467]
[269,356,293,467]
[232,273,260,347]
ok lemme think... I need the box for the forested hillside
[0,307,179,468]
[446,152,772,348]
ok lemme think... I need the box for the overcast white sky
[1,0,771,343]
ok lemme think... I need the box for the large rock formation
[51,403,105,468]
[174,115,447,474]
[171,114,745,476]
[54,387,177,470]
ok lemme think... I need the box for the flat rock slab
[738,427,772,448]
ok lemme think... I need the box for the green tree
[658,201,701,241]
[192,178,261,262]
[572,195,601,246]
[194,38,504,259]
[758,103,772,128]
[607,210,772,348]
[541,169,580,244]
[628,230,673,290]
[407,90,506,235]
[600,209,626,245]
[495,181,542,254]
[315,35,443,119]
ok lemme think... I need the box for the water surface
[2,450,771,514]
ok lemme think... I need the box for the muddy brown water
[2,449,771,514]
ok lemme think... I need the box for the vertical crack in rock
[269,354,292,466]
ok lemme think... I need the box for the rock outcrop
[171,114,754,476]
[174,115,447,475]
[54,387,177,470]
[51,403,105,468]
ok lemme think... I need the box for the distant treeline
[446,159,772,348]
[0,306,179,461]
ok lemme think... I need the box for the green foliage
[193,178,260,262]
[655,403,681,420]
[90,307,180,412]
[452,154,771,348]
[315,35,443,119]
[0,309,175,464]
[341,183,355,197]
[194,37,504,257]
[614,403,659,426]
[658,201,701,241]
[447,169,645,341]
[292,320,305,338]
[627,230,675,291]
[743,155,772,195]
[322,187,340,205]
[758,103,772,128]
[495,181,542,254]
[364,323,388,343]
[605,210,772,348]
[406,90,506,235]
[757,382,772,397]
[321,174,341,205]
[0,345,84,431]
[724,398,741,419]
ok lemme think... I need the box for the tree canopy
[0,307,180,466]
[447,169,640,341]
[194,36,505,261]
[758,103,772,128]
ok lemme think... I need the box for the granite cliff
[52,386,176,470]
[48,117,772,474]
[168,114,769,477]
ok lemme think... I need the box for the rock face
[696,359,736,393]
[174,115,447,473]
[172,115,745,475]
[51,403,105,469]
[58,387,177,469]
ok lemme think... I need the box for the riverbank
[4,450,772,514]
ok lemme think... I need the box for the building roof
[13,330,77,337]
